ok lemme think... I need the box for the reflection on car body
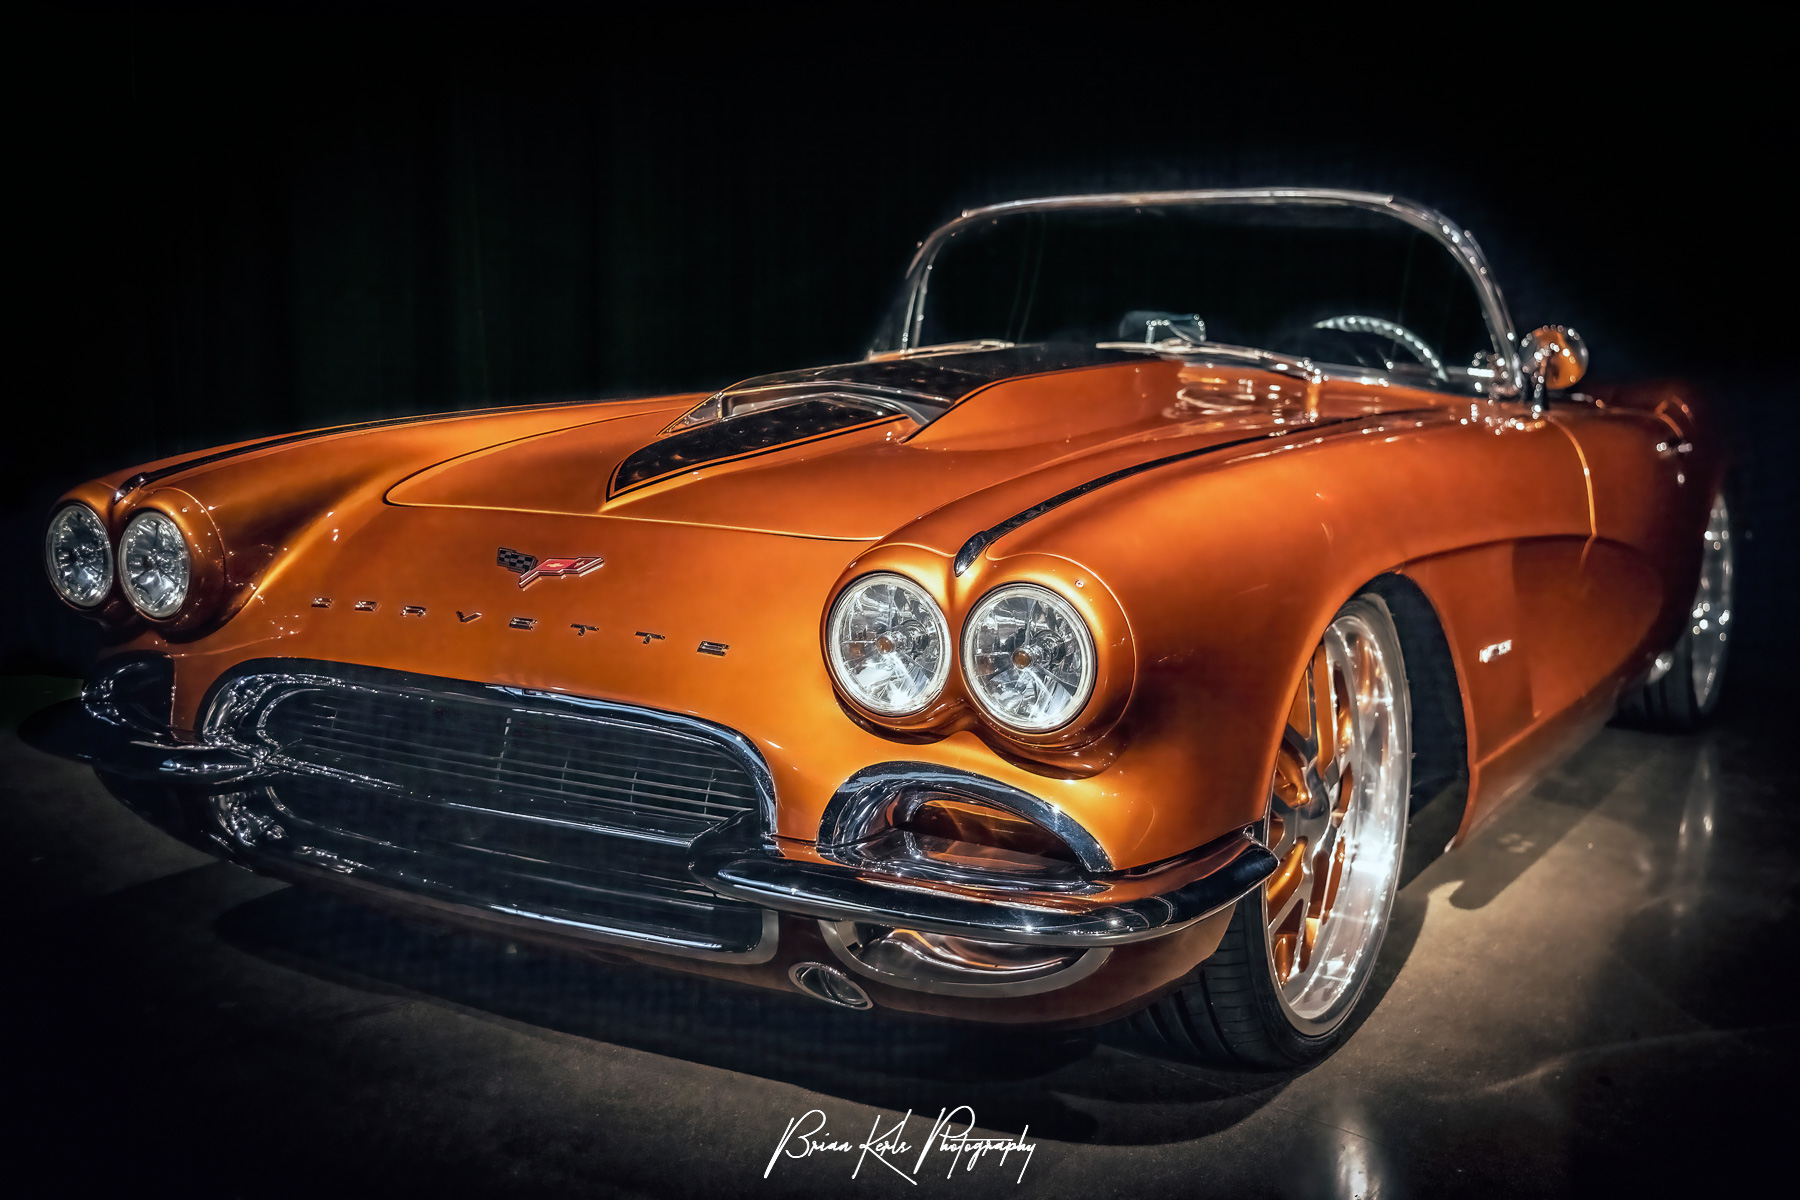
[31,190,1733,1066]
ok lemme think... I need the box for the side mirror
[1519,325,1589,410]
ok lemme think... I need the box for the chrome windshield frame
[880,189,1522,398]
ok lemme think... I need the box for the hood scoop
[609,345,1139,497]
[609,383,938,496]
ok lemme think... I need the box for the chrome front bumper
[25,659,1277,958]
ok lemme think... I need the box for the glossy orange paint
[52,360,1722,1009]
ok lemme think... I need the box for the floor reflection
[1670,742,1719,926]
[4,680,1794,1196]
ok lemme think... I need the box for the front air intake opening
[819,921,1111,997]
[818,764,1111,892]
[892,792,1079,872]
[842,788,1090,891]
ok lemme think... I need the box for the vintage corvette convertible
[29,190,1732,1066]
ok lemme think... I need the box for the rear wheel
[1617,491,1735,731]
[1128,593,1411,1067]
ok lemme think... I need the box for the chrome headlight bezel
[825,572,953,718]
[44,503,115,609]
[117,509,193,620]
[960,582,1098,733]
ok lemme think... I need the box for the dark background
[7,9,1794,682]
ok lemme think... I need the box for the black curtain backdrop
[8,9,1794,680]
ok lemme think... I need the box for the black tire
[1125,891,1343,1068]
[1616,490,1735,733]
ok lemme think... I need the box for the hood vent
[610,388,926,496]
[609,345,1136,498]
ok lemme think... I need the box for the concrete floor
[2,674,1793,1198]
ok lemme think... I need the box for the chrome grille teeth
[258,688,756,841]
[207,668,773,959]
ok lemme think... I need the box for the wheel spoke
[1312,834,1348,927]
[1265,837,1309,932]
[1273,734,1309,808]
[1271,928,1299,985]
[1311,643,1336,770]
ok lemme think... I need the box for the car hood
[98,344,1459,853]
[386,346,1423,541]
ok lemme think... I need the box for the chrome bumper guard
[21,697,255,783]
[690,813,1278,948]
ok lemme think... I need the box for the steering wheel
[1313,316,1447,381]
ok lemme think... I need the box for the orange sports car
[29,190,1732,1066]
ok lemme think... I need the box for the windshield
[874,202,1501,394]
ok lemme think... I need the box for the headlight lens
[962,584,1096,732]
[44,504,114,608]
[118,510,191,619]
[826,573,951,716]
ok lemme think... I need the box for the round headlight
[118,510,191,619]
[826,573,952,716]
[44,504,114,608]
[961,584,1096,732]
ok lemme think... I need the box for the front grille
[256,683,759,844]
[205,663,773,959]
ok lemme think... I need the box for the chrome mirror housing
[1519,325,1589,410]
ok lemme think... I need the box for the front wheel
[1127,593,1412,1067]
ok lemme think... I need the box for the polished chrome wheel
[1264,597,1411,1034]
[1125,591,1414,1067]
[1689,492,1734,712]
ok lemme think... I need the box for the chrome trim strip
[257,855,780,964]
[895,189,1520,393]
[481,903,781,963]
